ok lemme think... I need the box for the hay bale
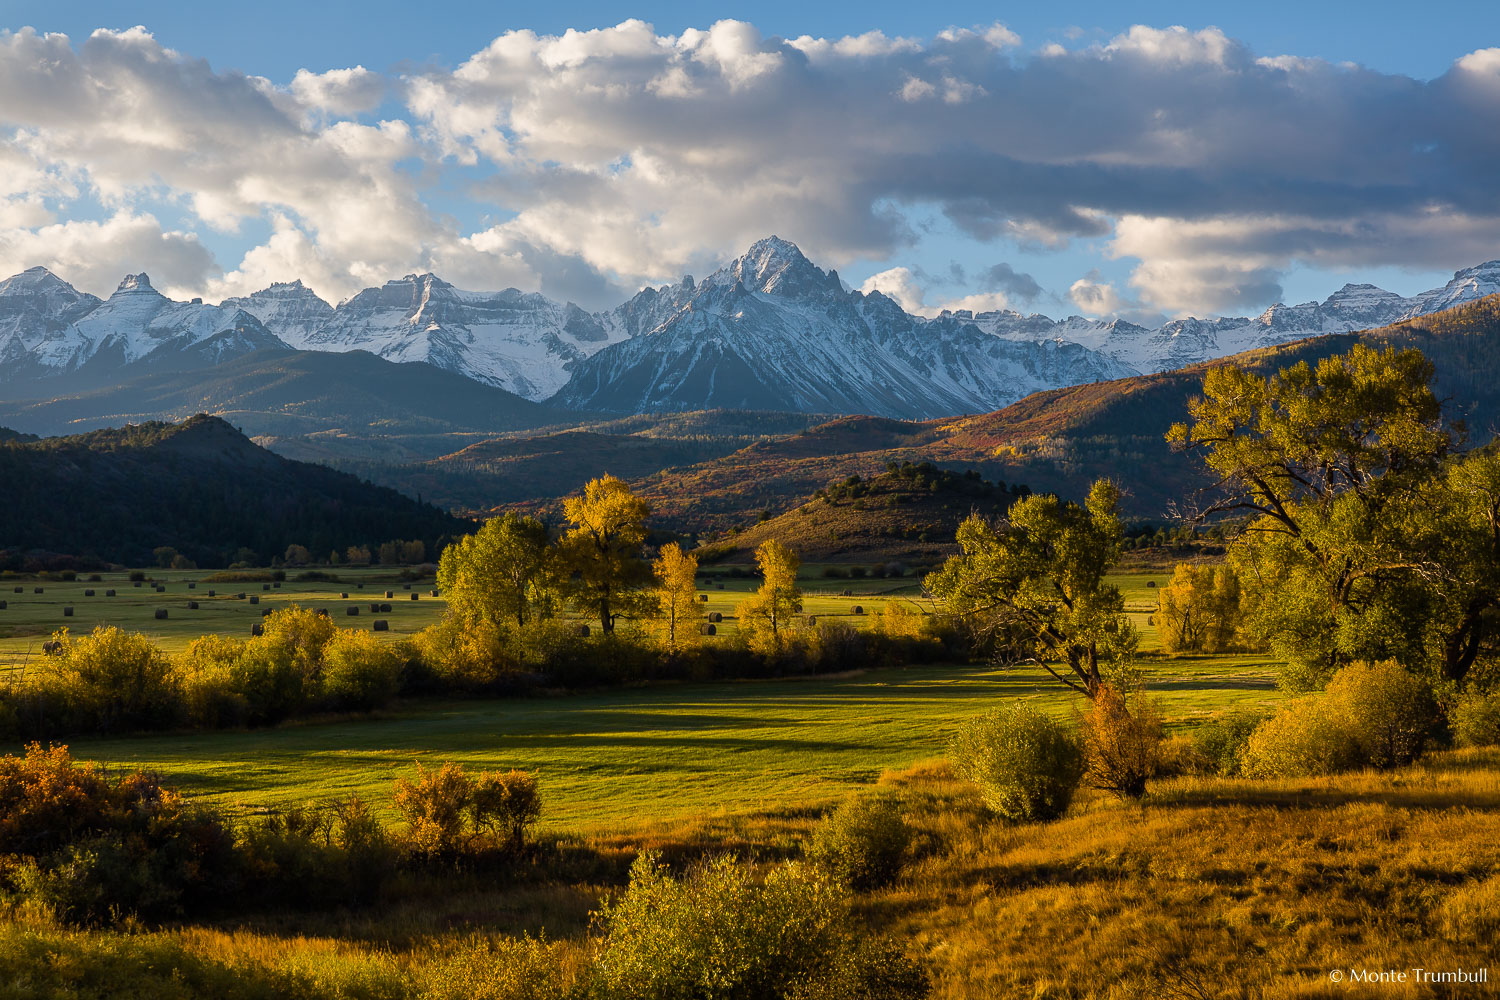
[12,586,20,593]
[188,601,199,610]
[105,589,116,597]
[33,587,43,594]
[340,592,349,599]
[700,594,709,602]
[851,605,864,614]
[403,584,411,590]
[133,582,142,588]
[372,620,389,632]
[251,623,264,637]
[42,640,62,655]
[235,592,246,600]
[154,609,168,620]
[0,600,5,610]
[250,595,259,605]
[188,582,196,590]
[430,590,440,597]
[261,609,272,618]
[63,607,73,617]
[700,623,717,636]
[370,603,380,613]
[273,582,281,589]
[262,584,271,591]
[1146,580,1157,588]
[716,583,725,590]
[806,615,817,626]
[410,593,419,600]
[384,590,394,599]
[574,624,591,637]
[356,584,364,589]
[207,590,215,597]
[841,589,852,597]
[380,603,392,613]
[347,606,360,616]
[84,589,95,597]
[315,608,329,617]
[708,612,723,623]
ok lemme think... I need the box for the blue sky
[1,2,1497,318]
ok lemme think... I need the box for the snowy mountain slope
[0,270,287,384]
[550,238,1135,419]
[3,246,1499,419]
[268,273,629,400]
[955,260,1500,372]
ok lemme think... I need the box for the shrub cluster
[1240,661,1439,778]
[949,704,1083,822]
[393,762,541,861]
[589,852,928,1000]
[0,745,541,926]
[806,793,911,891]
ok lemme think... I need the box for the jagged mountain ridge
[552,238,1134,419]
[3,241,1499,419]
[959,261,1500,372]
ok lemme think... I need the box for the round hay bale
[249,595,259,605]
[574,624,591,637]
[430,590,440,597]
[261,609,272,618]
[708,612,723,623]
[356,583,364,589]
[273,582,281,589]
[1146,580,1157,588]
[716,583,725,590]
[133,582,142,588]
[0,600,6,610]
[262,583,271,591]
[403,584,411,590]
[63,607,73,617]
[188,601,199,610]
[700,594,709,602]
[33,587,43,594]
[380,603,392,613]
[373,620,389,632]
[251,623,264,636]
[207,590,215,597]
[105,589,116,597]
[851,605,864,615]
[340,592,349,599]
[410,593,419,600]
[806,615,817,626]
[188,582,196,590]
[384,590,394,599]
[154,609,168,620]
[235,592,246,600]
[346,606,360,616]
[84,589,95,597]
[12,586,21,593]
[700,623,717,636]
[315,608,329,617]
[370,603,380,613]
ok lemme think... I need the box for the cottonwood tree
[437,513,556,630]
[559,475,653,633]
[1169,344,1453,687]
[736,540,803,655]
[1154,563,1242,653]
[926,479,1136,698]
[651,541,702,651]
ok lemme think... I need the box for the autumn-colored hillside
[697,461,1027,564]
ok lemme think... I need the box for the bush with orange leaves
[0,743,237,923]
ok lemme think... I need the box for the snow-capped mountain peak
[114,273,159,296]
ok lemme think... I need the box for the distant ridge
[0,414,472,567]
[4,240,1498,423]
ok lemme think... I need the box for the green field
[59,654,1279,833]
[0,565,941,673]
[6,565,1203,832]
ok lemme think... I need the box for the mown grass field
[58,651,1278,833]
[5,566,1193,832]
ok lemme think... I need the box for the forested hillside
[0,415,470,568]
